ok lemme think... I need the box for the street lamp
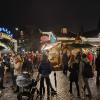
[15,27,19,31]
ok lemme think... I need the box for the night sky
[0,0,100,32]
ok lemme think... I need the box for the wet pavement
[0,71,100,100]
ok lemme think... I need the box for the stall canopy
[41,42,61,51]
[41,31,56,43]
[0,42,10,50]
[0,32,17,52]
[68,43,94,48]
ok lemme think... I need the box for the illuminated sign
[0,42,10,50]
[0,27,13,37]
[61,27,68,34]
[0,32,16,42]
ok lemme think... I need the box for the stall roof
[41,42,61,50]
[56,31,77,38]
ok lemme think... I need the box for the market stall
[0,32,17,52]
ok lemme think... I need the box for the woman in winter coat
[68,55,80,97]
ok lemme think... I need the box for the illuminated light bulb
[15,27,19,31]
[0,28,2,31]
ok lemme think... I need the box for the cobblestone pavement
[0,71,100,100]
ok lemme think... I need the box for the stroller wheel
[17,93,22,100]
[17,93,33,100]
[37,90,39,95]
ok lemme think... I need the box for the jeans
[0,77,4,89]
[13,75,17,86]
[40,76,50,95]
[83,78,92,97]
[63,64,68,75]
[69,80,80,96]
[96,71,100,85]
[10,67,14,85]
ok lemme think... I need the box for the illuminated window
[61,27,68,34]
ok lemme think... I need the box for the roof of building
[81,29,100,38]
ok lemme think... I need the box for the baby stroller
[16,72,39,100]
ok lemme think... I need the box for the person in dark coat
[81,54,92,98]
[62,50,69,75]
[68,55,80,97]
[0,58,5,90]
[3,54,10,71]
[22,56,33,74]
[76,51,82,62]
[38,53,52,97]
[95,54,100,86]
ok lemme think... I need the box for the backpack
[82,61,94,78]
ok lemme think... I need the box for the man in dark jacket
[38,54,52,97]
[22,57,33,74]
[62,51,69,75]
[95,54,100,86]
[69,60,80,97]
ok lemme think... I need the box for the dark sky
[0,0,100,32]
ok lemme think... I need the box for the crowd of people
[0,51,39,91]
[0,49,99,99]
[62,50,100,99]
[0,51,57,99]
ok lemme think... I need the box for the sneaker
[43,88,45,94]
[77,95,81,98]
[47,94,50,98]
[51,90,57,95]
[40,95,43,100]
[85,94,92,98]
[51,92,57,95]
[47,95,50,100]
[51,90,56,93]
[68,90,72,94]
